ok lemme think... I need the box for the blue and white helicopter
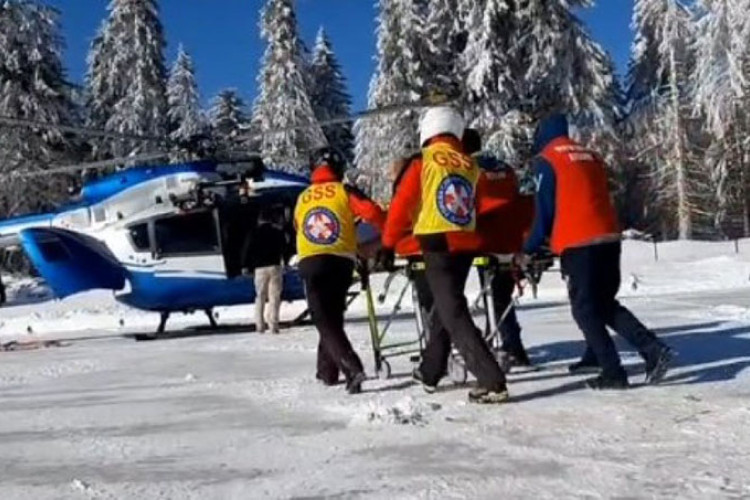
[0,158,310,334]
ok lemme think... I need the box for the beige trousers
[254,265,283,333]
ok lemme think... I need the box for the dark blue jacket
[475,152,508,173]
[522,114,569,254]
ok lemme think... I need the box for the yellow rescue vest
[414,142,479,235]
[294,182,357,260]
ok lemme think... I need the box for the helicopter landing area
[0,294,750,498]
[2,240,750,499]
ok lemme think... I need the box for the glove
[530,251,554,271]
[512,253,531,270]
[376,248,396,273]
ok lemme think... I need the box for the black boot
[316,373,341,386]
[511,350,532,367]
[586,374,629,390]
[568,358,601,375]
[468,385,510,404]
[345,372,367,395]
[412,368,437,394]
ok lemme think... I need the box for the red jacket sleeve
[346,186,386,232]
[382,159,422,249]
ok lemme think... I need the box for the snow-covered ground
[1,241,750,499]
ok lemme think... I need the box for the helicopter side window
[154,211,219,257]
[128,223,150,251]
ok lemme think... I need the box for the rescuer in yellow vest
[294,147,386,395]
[381,106,509,404]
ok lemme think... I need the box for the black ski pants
[408,260,449,346]
[419,252,507,391]
[299,255,364,384]
[561,241,662,380]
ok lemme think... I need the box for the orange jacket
[473,162,534,254]
[382,138,482,254]
[384,145,528,255]
[307,166,386,231]
[542,137,619,254]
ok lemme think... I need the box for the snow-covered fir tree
[86,0,167,159]
[209,89,248,156]
[0,0,77,216]
[627,0,699,239]
[691,0,750,235]
[515,0,620,131]
[167,45,207,161]
[453,0,620,168]
[422,0,464,96]
[309,28,355,161]
[460,0,520,141]
[354,0,426,200]
[252,0,326,173]
[692,0,750,138]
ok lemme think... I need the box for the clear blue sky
[47,0,635,111]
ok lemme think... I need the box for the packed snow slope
[1,240,750,499]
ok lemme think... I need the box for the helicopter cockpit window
[128,223,150,251]
[154,211,219,256]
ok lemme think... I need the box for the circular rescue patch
[437,175,474,226]
[303,208,341,245]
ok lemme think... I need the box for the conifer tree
[627,0,698,239]
[86,0,167,159]
[167,45,207,161]
[422,0,464,96]
[354,0,426,200]
[209,89,248,156]
[252,0,325,172]
[309,28,355,161]
[0,0,77,215]
[691,0,750,234]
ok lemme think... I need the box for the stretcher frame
[356,262,427,379]
[448,255,556,382]
[357,256,553,382]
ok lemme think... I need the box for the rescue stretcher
[356,254,554,382]
[356,261,428,380]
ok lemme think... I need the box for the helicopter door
[151,210,226,278]
[217,203,259,279]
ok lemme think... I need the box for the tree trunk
[669,37,691,240]
[742,147,750,238]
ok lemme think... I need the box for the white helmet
[419,106,465,147]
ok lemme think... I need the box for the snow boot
[507,349,536,372]
[645,345,673,385]
[585,374,629,390]
[412,368,437,394]
[316,374,341,386]
[497,350,513,374]
[468,386,510,405]
[568,359,601,375]
[346,372,367,395]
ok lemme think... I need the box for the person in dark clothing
[381,106,509,404]
[476,268,528,365]
[523,113,672,389]
[387,155,440,346]
[251,206,290,333]
[299,255,359,387]
[294,147,386,394]
[463,128,534,368]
